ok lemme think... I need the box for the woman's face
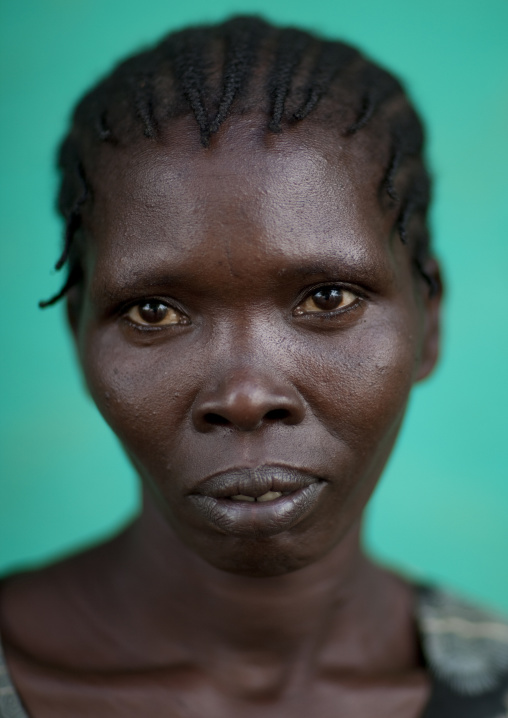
[71,118,440,576]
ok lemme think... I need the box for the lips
[187,465,326,537]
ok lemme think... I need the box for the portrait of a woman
[1,9,507,718]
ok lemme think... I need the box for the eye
[294,286,358,315]
[125,301,189,327]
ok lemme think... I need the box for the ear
[415,257,443,382]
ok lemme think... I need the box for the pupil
[313,287,343,310]
[139,302,168,323]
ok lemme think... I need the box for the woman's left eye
[294,286,358,315]
[125,301,188,327]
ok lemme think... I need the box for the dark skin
[0,116,442,717]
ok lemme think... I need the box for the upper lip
[190,465,320,499]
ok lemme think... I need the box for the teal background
[1,1,507,610]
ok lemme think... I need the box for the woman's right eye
[125,301,189,327]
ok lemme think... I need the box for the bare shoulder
[0,530,131,669]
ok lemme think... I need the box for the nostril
[202,408,290,428]
[204,413,232,426]
[265,409,290,421]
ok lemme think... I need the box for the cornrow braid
[267,28,310,133]
[38,264,83,309]
[397,172,438,295]
[39,159,88,308]
[381,107,425,201]
[54,161,88,273]
[169,28,213,146]
[208,17,265,137]
[131,73,158,139]
[43,16,434,308]
[293,41,359,122]
[346,65,402,135]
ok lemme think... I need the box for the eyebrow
[90,270,191,305]
[275,259,393,287]
[278,263,347,278]
[91,249,394,307]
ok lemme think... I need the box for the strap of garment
[416,585,508,717]
[0,641,29,718]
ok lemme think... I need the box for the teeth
[257,491,282,502]
[230,491,283,503]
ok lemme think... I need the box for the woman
[1,16,507,718]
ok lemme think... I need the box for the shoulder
[416,585,508,716]
[0,532,129,669]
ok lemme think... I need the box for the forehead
[85,118,398,292]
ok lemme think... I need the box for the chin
[187,532,332,577]
[205,551,312,578]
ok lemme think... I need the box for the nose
[192,368,306,432]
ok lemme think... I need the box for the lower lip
[187,483,326,537]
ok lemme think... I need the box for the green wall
[1,0,507,611]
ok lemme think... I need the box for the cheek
[79,324,198,457]
[296,316,418,450]
[285,317,418,553]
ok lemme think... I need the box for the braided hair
[41,16,436,308]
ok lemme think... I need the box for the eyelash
[293,283,364,318]
[120,297,189,330]
[305,298,362,319]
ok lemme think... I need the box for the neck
[106,490,418,681]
